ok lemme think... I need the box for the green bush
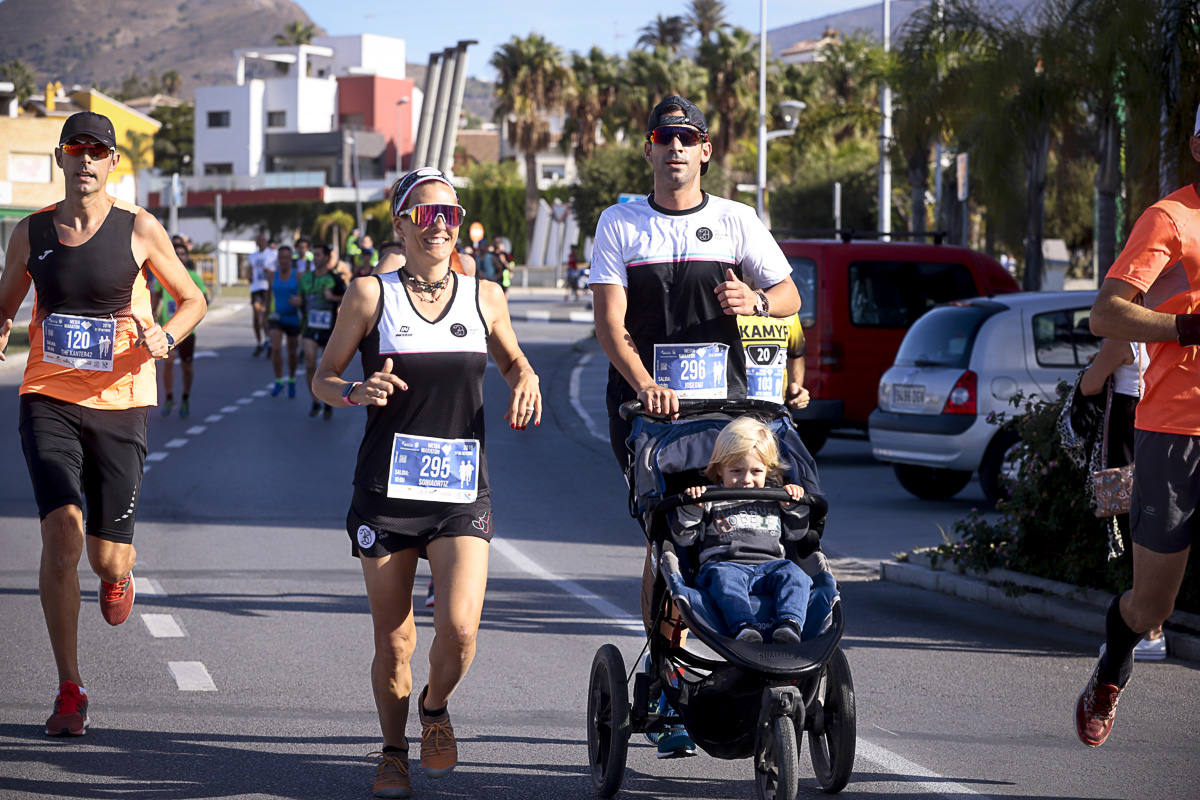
[928,386,1199,615]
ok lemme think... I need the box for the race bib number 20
[388,434,479,503]
[41,313,117,371]
[653,343,728,400]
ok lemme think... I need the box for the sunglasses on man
[60,142,114,160]
[646,126,709,147]
[398,203,466,228]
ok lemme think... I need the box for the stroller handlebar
[650,487,817,514]
[619,398,786,422]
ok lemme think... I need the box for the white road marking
[220,406,239,413]
[568,310,595,323]
[164,438,189,448]
[168,661,216,691]
[193,350,220,359]
[146,452,169,462]
[489,538,643,634]
[205,414,223,423]
[492,536,993,800]
[142,466,152,474]
[252,390,268,398]
[525,310,551,321]
[141,614,185,638]
[568,352,608,443]
[237,397,253,405]
[186,426,207,435]
[134,577,166,596]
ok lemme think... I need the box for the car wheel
[892,464,973,500]
[979,429,1022,506]
[796,423,829,456]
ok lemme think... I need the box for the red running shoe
[1075,661,1124,747]
[45,681,88,736]
[100,572,135,626]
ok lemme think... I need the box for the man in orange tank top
[0,111,206,737]
[1077,106,1200,748]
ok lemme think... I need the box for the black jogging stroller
[586,399,855,799]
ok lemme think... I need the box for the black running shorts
[303,328,332,347]
[1130,429,1200,554]
[251,289,269,308]
[18,394,148,544]
[268,320,300,337]
[345,487,493,558]
[172,333,196,363]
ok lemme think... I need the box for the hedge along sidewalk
[880,552,1200,664]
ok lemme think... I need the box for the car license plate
[892,384,925,407]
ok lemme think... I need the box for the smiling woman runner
[313,167,541,798]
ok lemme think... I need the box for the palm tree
[697,27,758,174]
[314,209,356,251]
[567,48,623,161]
[687,0,728,43]
[161,70,181,97]
[610,46,706,137]
[273,21,316,46]
[490,34,573,229]
[636,15,691,52]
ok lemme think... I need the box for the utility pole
[878,0,892,239]
[756,0,768,222]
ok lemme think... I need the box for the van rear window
[788,256,816,328]
[848,261,976,328]
[894,305,999,369]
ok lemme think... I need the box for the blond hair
[705,416,785,483]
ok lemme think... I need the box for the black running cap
[646,95,708,136]
[59,112,117,148]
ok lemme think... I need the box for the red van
[778,236,1019,452]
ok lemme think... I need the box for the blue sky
[301,0,875,79]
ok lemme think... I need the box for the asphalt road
[0,297,1197,799]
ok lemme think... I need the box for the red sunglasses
[61,142,114,160]
[646,126,709,147]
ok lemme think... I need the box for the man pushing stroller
[670,416,814,646]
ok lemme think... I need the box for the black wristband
[1176,314,1200,346]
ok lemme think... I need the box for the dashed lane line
[186,426,207,435]
[145,452,169,463]
[134,577,166,596]
[236,397,253,405]
[204,414,223,423]
[164,438,188,448]
[252,390,268,398]
[220,406,239,413]
[141,614,185,638]
[168,661,217,691]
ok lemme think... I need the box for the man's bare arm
[1090,278,1178,343]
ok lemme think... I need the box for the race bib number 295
[388,434,479,503]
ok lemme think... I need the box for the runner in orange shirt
[1078,106,1200,747]
[0,112,207,737]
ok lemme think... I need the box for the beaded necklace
[402,267,451,303]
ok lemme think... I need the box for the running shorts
[251,289,269,308]
[172,333,196,363]
[268,320,300,337]
[18,393,148,544]
[1130,429,1200,554]
[345,487,493,558]
[303,328,332,347]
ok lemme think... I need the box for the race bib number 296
[652,343,728,400]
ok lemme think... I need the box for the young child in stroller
[670,415,812,646]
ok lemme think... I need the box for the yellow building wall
[0,115,66,212]
[71,89,162,180]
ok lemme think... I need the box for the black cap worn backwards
[646,95,710,175]
[59,111,117,149]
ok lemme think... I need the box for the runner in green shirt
[153,244,209,418]
[299,244,346,419]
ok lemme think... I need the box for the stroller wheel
[754,713,799,800]
[808,646,856,793]
[587,644,631,797]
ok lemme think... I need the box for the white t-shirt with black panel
[589,192,792,404]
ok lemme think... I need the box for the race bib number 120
[388,434,479,503]
[653,343,728,399]
[41,313,116,371]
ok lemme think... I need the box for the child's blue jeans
[695,558,812,636]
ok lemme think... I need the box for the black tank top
[27,204,141,325]
[353,272,491,501]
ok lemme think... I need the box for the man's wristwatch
[163,331,176,351]
[754,290,771,317]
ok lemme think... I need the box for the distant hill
[0,0,323,96]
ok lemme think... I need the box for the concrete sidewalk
[504,286,596,325]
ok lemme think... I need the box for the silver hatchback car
[869,291,1099,502]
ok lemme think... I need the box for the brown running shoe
[418,687,457,778]
[45,681,89,736]
[99,572,135,626]
[1074,659,1124,747]
[367,749,411,798]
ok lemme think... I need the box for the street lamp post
[756,0,768,221]
[879,0,893,239]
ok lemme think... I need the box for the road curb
[879,559,1200,664]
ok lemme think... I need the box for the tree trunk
[907,145,929,233]
[524,149,541,231]
[1094,107,1121,283]
[1022,124,1050,292]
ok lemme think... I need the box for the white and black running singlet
[589,193,792,403]
[353,271,490,501]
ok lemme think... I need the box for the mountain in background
[0,0,323,97]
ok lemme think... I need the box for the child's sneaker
[736,626,763,643]
[771,620,803,646]
[45,681,88,736]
